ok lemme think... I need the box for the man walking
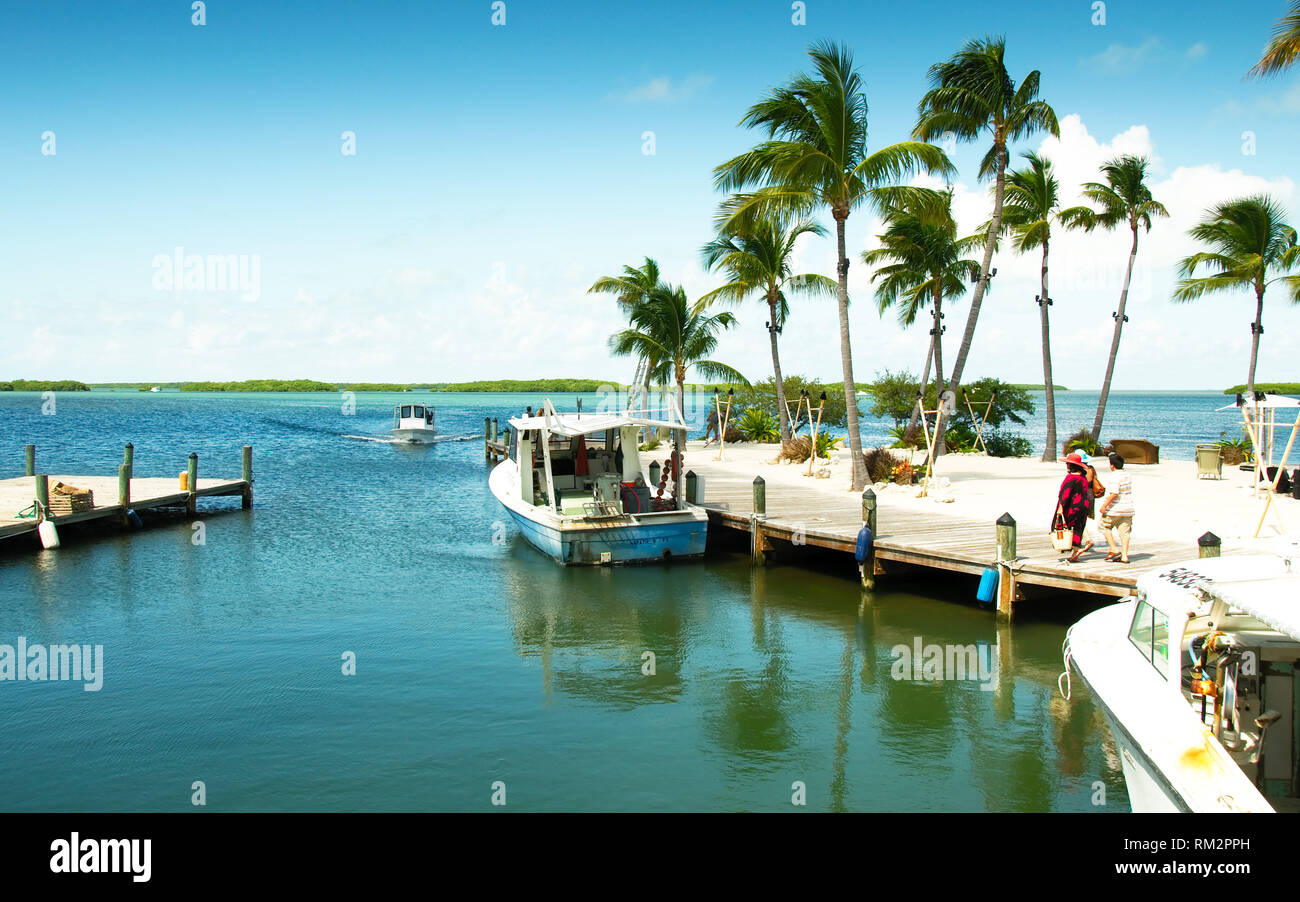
[1100,452,1135,563]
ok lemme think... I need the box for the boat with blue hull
[488,400,707,565]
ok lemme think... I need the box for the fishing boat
[1064,550,1300,812]
[390,403,436,443]
[488,399,707,565]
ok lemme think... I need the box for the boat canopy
[507,411,686,437]
[1140,554,1300,640]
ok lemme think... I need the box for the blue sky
[3,1,1299,389]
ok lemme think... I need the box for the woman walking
[1055,452,1092,563]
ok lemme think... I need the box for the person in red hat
[1054,452,1092,562]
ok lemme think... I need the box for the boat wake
[342,433,480,444]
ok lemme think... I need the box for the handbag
[1051,503,1074,552]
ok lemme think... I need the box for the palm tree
[1059,155,1168,442]
[997,151,1072,461]
[1173,195,1300,398]
[862,187,980,445]
[610,283,749,503]
[700,215,836,441]
[914,35,1059,454]
[713,40,954,490]
[588,257,662,313]
[1249,1,1300,77]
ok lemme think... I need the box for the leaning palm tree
[700,215,836,441]
[610,283,749,502]
[713,40,954,490]
[1173,195,1300,398]
[914,35,1059,453]
[1059,155,1168,442]
[1249,1,1300,77]
[998,152,1072,461]
[862,187,981,445]
[588,257,662,313]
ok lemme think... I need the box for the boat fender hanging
[854,526,873,563]
[976,567,999,604]
[38,519,60,549]
[127,509,143,529]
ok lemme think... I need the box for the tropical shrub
[1216,430,1253,465]
[863,446,903,482]
[1064,429,1104,456]
[736,407,780,443]
[984,431,1033,458]
[891,461,916,485]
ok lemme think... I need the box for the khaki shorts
[1101,514,1133,542]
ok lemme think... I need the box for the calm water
[0,388,1230,811]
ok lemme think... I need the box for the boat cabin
[506,403,686,518]
[393,405,435,429]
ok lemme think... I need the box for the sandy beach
[685,439,1299,556]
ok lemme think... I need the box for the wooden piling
[123,442,134,477]
[752,476,766,516]
[861,487,877,590]
[995,513,1017,620]
[685,470,698,505]
[35,474,49,521]
[24,445,35,478]
[186,453,198,515]
[484,417,492,462]
[751,476,768,564]
[118,464,131,526]
[241,445,253,509]
[1198,531,1221,559]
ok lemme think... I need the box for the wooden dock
[1,443,252,548]
[682,455,1227,619]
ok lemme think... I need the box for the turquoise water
[0,389,1232,811]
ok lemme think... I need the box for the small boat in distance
[390,403,436,443]
[1065,550,1300,812]
[489,399,707,565]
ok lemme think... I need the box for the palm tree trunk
[768,292,790,442]
[1039,239,1057,462]
[1090,225,1139,443]
[937,143,1007,455]
[675,365,686,510]
[1248,281,1265,397]
[835,213,867,489]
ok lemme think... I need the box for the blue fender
[976,567,999,603]
[855,526,873,563]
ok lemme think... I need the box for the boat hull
[390,428,437,444]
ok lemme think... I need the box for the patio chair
[1195,445,1223,480]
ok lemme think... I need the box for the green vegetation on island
[430,379,614,393]
[180,379,339,392]
[1223,382,1300,395]
[1009,384,1069,391]
[0,380,91,392]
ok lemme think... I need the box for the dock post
[685,470,698,504]
[24,444,35,477]
[123,442,134,477]
[241,445,253,510]
[751,476,768,564]
[1198,531,1221,559]
[492,417,499,443]
[484,417,492,462]
[995,513,1017,620]
[35,474,49,521]
[861,487,877,590]
[186,453,198,515]
[118,464,131,526]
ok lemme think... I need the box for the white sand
[687,440,1299,554]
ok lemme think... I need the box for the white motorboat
[1065,550,1300,812]
[488,399,707,565]
[390,403,436,443]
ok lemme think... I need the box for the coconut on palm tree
[1173,195,1300,398]
[862,187,981,446]
[700,215,836,441]
[1249,1,1300,76]
[713,40,954,490]
[997,151,1075,461]
[610,282,749,502]
[914,35,1059,454]
[1059,155,1168,442]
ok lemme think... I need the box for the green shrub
[984,431,1033,458]
[863,446,903,482]
[736,407,780,443]
[1064,429,1103,456]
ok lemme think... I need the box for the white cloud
[1186,42,1209,61]
[1082,38,1161,74]
[617,74,714,103]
